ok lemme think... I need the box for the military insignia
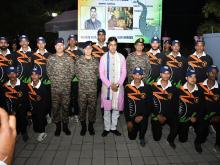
[178,62,183,67]
[36,95,41,101]
[194,97,199,103]
[157,58,162,64]
[8,60,13,65]
[167,93,173,100]
[17,91,23,97]
[202,61,207,67]
[28,57,31,63]
[140,93,146,99]
[213,94,219,102]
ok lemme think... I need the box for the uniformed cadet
[2,66,29,142]
[14,35,34,84]
[46,38,75,136]
[92,29,108,58]
[151,66,179,149]
[65,34,83,60]
[164,40,187,87]
[75,41,99,136]
[162,40,171,56]
[126,38,151,83]
[146,36,165,83]
[65,34,83,123]
[198,65,220,152]
[124,67,153,147]
[177,70,205,153]
[188,40,213,83]
[0,37,15,84]
[27,67,50,142]
[33,37,51,85]
[33,37,52,124]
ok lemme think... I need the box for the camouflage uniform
[46,53,74,123]
[75,56,99,122]
[126,52,151,83]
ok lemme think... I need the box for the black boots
[63,122,71,135]
[80,121,95,136]
[22,132,29,142]
[80,121,87,136]
[55,122,71,136]
[194,142,202,153]
[88,122,95,135]
[55,122,61,136]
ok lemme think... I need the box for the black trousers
[16,108,28,135]
[151,117,178,143]
[32,108,47,133]
[128,115,148,140]
[197,119,220,146]
[177,121,203,144]
[70,81,79,116]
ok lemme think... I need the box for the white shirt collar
[157,78,172,90]
[7,78,20,88]
[149,48,161,55]
[193,51,206,58]
[0,49,11,56]
[169,52,181,57]
[31,80,41,89]
[36,49,48,54]
[203,79,219,90]
[19,46,32,53]
[96,42,107,48]
[183,82,198,93]
[67,46,78,51]
[131,80,144,89]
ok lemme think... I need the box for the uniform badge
[8,60,13,65]
[28,57,31,63]
[202,61,207,67]
[167,93,173,100]
[140,93,146,99]
[213,94,219,102]
[157,59,162,64]
[178,62,183,67]
[17,91,23,97]
[194,97,199,103]
[36,95,41,101]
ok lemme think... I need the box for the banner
[78,0,162,43]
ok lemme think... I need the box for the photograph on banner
[78,0,162,43]
[107,7,133,30]
[80,6,106,30]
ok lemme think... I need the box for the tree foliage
[197,0,220,35]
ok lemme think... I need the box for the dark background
[0,0,206,53]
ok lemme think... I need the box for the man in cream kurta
[99,37,126,137]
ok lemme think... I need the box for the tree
[197,0,220,35]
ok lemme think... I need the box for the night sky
[1,0,206,50]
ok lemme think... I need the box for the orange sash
[0,54,11,67]
[179,86,197,104]
[146,52,161,65]
[166,55,182,68]
[152,82,169,100]
[33,53,48,65]
[16,51,31,63]
[92,44,105,58]
[27,83,37,101]
[3,83,20,99]
[188,55,207,68]
[65,49,76,58]
[127,84,145,101]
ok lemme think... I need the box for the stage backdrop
[78,0,162,43]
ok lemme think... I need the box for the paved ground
[13,108,220,165]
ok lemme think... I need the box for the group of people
[0,29,219,155]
